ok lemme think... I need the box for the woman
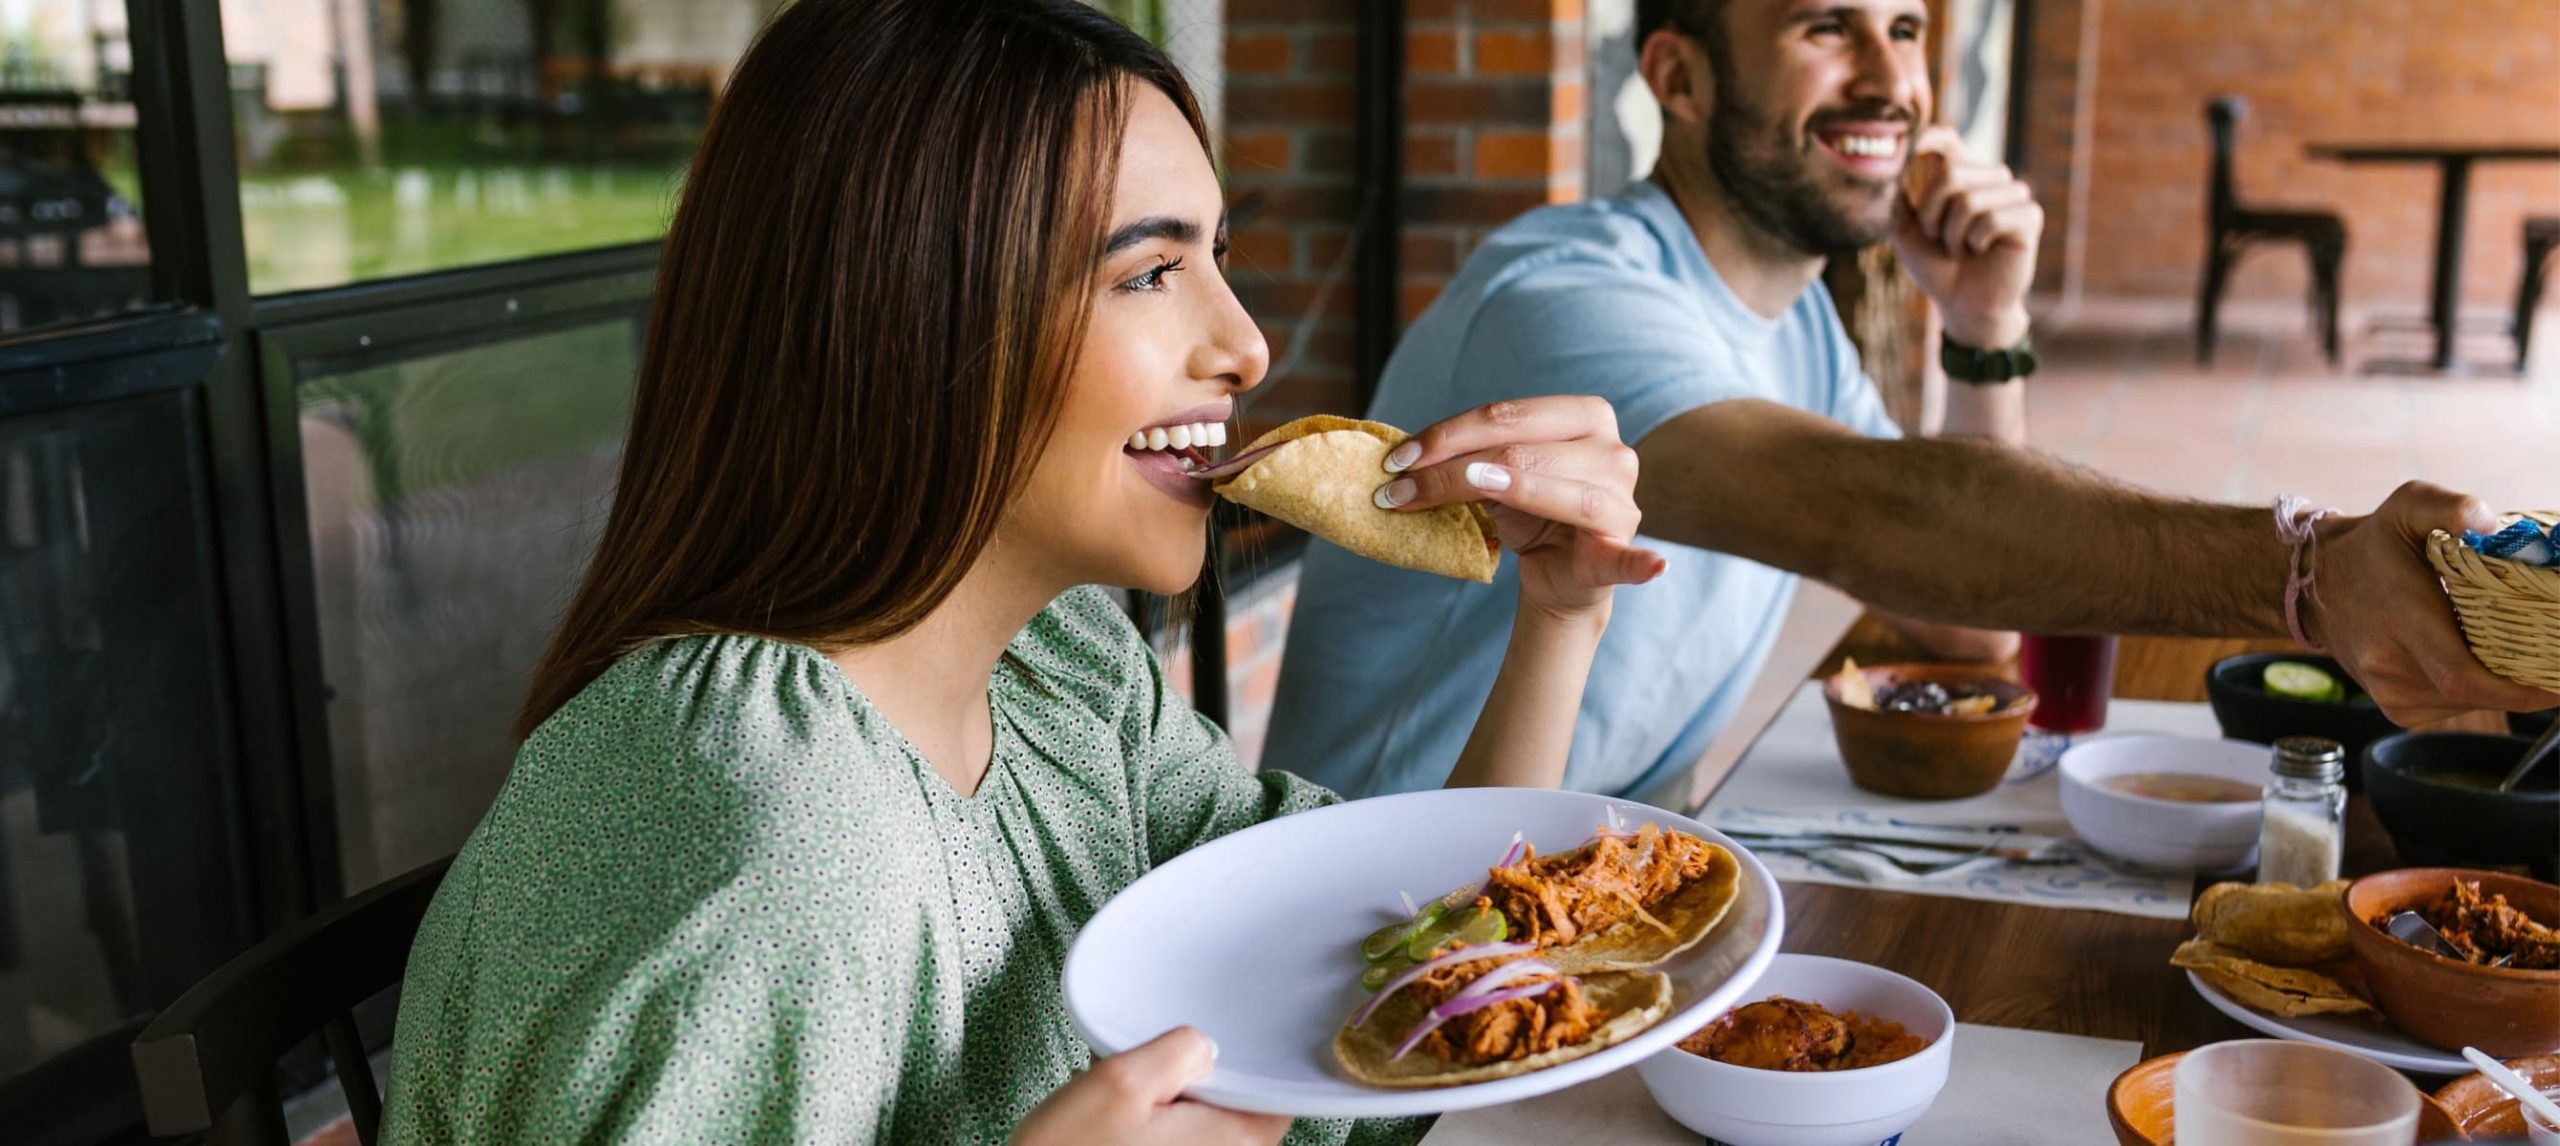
[379,2,1663,1143]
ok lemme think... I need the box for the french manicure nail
[1375,478,1415,509]
[1384,441,1421,472]
[1465,462,1510,491]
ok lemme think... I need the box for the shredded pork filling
[1483,823,1716,948]
[1407,954,1604,1066]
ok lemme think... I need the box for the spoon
[2461,1047,2560,1132]
[2387,910,2460,958]
[2502,719,2560,793]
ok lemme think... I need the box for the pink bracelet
[2273,494,2339,650]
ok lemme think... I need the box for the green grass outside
[238,162,681,294]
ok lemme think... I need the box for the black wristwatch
[1940,333,2038,384]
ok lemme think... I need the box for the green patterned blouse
[381,586,1421,1146]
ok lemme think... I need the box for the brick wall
[2028,0,2560,310]
[1223,0,1587,429]
[1403,0,1588,321]
[1222,1,1366,426]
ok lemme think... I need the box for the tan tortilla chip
[2192,880,2353,966]
[1213,416,1499,583]
[1543,840,1743,975]
[2172,939,2377,1019]
[1334,968,1671,1087]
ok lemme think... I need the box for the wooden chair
[129,856,453,1145]
[2517,215,2560,371]
[2198,96,2347,365]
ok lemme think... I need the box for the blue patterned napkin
[2467,519,2560,568]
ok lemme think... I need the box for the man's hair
[1636,0,1727,58]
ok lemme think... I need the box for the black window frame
[2,1,1339,1139]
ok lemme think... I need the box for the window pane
[299,317,637,890]
[226,0,783,294]
[0,390,243,1099]
[0,1,154,335]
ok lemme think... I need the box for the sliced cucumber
[2264,661,2344,703]
[1361,960,1400,991]
[1404,904,1508,962]
[1361,901,1443,963]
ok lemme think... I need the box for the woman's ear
[1637,27,1712,129]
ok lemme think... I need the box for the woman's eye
[1121,257,1184,293]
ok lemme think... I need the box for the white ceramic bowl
[1636,954,1954,1146]
[2058,734,2267,870]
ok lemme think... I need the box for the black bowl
[2362,732,2560,881]
[2205,653,2402,792]
[2514,706,2558,740]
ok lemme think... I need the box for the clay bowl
[2344,868,2560,1057]
[2436,1054,2560,1139]
[1823,664,2036,800]
[2105,1050,2462,1145]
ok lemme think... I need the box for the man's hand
[1892,126,2040,349]
[2310,481,2560,725]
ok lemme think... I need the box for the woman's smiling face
[1000,83,1267,597]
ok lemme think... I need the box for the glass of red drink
[2019,634,2118,734]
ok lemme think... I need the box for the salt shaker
[2257,736,2346,886]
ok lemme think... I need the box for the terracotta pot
[1823,663,2036,800]
[2107,1050,2463,1145]
[2436,1053,2560,1139]
[2343,868,2560,1057]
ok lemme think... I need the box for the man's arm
[1633,398,2560,724]
[1869,371,2026,662]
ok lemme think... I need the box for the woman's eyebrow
[1103,215,1201,256]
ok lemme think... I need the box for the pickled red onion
[1348,940,1534,1028]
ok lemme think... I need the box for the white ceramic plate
[2185,970,2469,1075]
[1062,787,1784,1117]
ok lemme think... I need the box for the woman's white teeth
[1833,134,1896,158]
[1126,421,1227,452]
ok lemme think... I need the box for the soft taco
[1196,415,1499,583]
[1334,946,1672,1087]
[1357,822,1743,989]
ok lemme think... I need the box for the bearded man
[1263,0,2553,801]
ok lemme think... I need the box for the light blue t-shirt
[1262,180,1899,801]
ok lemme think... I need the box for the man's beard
[1703,85,1902,258]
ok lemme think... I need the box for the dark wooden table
[1725,622,2507,1060]
[2305,141,2560,373]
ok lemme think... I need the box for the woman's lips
[1125,446,1214,508]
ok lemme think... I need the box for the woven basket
[2427,510,2560,692]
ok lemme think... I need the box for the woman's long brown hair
[517,0,1211,737]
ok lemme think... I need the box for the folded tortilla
[1541,839,1744,975]
[2171,939,2377,1019]
[1211,416,1499,583]
[1334,968,1671,1087]
[2192,879,2353,966]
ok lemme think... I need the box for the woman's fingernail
[1374,478,1415,509]
[1384,441,1422,472]
[1465,462,1511,492]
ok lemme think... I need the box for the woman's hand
[1376,396,1666,620]
[1011,1027,1289,1146]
